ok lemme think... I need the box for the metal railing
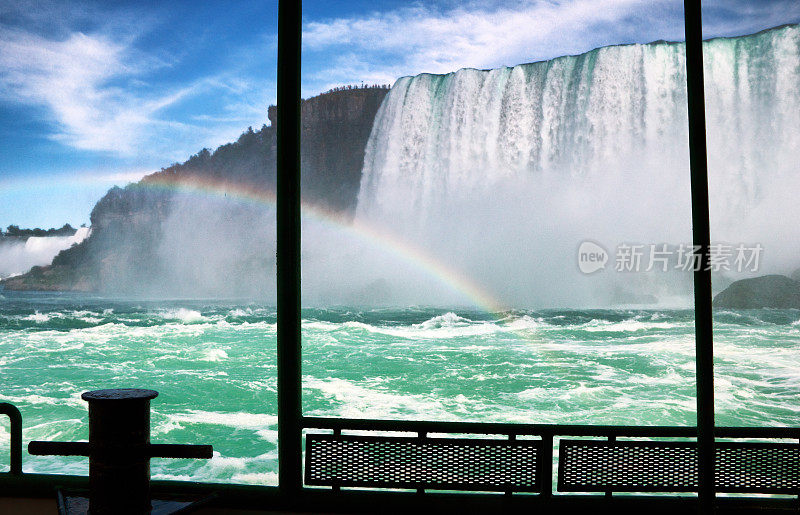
[303,416,800,498]
[0,403,22,475]
[0,407,797,512]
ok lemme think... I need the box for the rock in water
[713,275,800,309]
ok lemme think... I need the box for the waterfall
[352,24,800,307]
[0,227,90,279]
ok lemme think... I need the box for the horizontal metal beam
[302,417,800,439]
[2,473,799,514]
[28,441,213,460]
[28,441,89,457]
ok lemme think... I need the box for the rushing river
[1,291,799,484]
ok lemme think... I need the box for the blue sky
[1,0,798,229]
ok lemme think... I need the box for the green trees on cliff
[1,224,77,239]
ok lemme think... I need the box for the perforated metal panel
[558,440,800,494]
[305,434,542,492]
[716,442,800,494]
[558,440,697,492]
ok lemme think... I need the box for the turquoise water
[1,291,799,484]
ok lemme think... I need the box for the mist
[65,26,800,308]
[303,27,800,308]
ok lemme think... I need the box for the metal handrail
[302,417,800,439]
[0,403,22,475]
[303,416,800,498]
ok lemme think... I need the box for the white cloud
[302,0,673,88]
[302,0,799,93]
[0,22,268,162]
[2,0,795,160]
[0,168,150,195]
[702,0,800,37]
[0,27,182,155]
[86,169,151,184]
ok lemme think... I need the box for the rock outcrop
[713,275,800,309]
[272,86,389,213]
[2,87,389,293]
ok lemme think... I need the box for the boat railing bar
[0,403,22,475]
[303,417,800,439]
[303,417,800,498]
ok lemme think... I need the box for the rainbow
[134,174,509,314]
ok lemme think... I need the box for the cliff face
[713,275,800,309]
[270,87,389,213]
[2,87,389,293]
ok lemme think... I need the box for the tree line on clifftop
[323,84,390,95]
[1,224,82,240]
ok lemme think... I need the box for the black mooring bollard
[83,389,159,514]
[29,388,213,515]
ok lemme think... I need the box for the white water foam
[23,312,52,323]
[302,313,544,340]
[199,348,229,361]
[155,411,277,437]
[160,308,207,323]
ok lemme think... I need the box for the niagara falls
[1,1,800,503]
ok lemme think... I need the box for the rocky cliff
[713,275,800,309]
[2,86,389,293]
[272,86,389,213]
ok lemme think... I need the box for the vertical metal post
[539,431,553,499]
[606,435,616,499]
[506,434,516,497]
[277,0,303,499]
[416,431,427,495]
[0,403,22,475]
[82,389,158,515]
[683,0,715,510]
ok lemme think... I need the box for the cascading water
[352,24,800,308]
[0,227,90,279]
